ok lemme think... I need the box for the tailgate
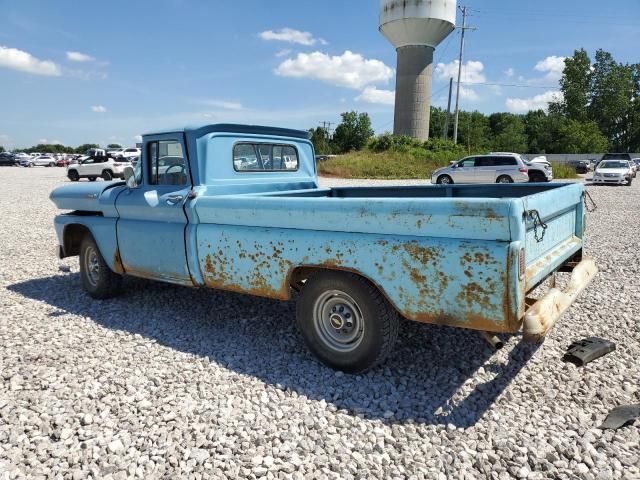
[522,183,584,291]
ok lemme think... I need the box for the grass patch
[551,162,578,179]
[317,150,460,179]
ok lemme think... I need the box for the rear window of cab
[233,143,299,172]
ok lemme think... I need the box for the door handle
[166,195,184,205]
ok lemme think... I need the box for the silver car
[431,154,530,185]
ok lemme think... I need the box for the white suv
[67,156,131,181]
[118,148,141,160]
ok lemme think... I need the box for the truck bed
[190,182,585,334]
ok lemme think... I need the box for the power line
[462,82,558,89]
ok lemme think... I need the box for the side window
[149,140,187,186]
[492,157,517,166]
[233,143,299,172]
[476,157,494,167]
[459,158,476,168]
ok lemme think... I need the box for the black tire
[88,177,97,182]
[48,162,55,167]
[528,174,544,183]
[102,170,113,181]
[296,271,399,373]
[497,175,514,184]
[68,170,80,181]
[79,235,123,299]
[626,177,632,187]
[436,175,453,185]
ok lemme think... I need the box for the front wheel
[296,271,399,373]
[626,177,633,187]
[102,170,113,181]
[436,175,453,185]
[497,175,514,184]
[79,235,122,299]
[48,162,55,167]
[68,170,79,181]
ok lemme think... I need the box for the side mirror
[123,166,137,188]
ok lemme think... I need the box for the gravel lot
[1,167,638,479]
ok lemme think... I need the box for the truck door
[115,138,193,285]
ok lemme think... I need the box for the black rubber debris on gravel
[563,337,616,366]
[599,405,640,430]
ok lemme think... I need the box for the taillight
[519,248,526,280]
[519,167,528,173]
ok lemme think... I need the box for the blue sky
[0,0,638,148]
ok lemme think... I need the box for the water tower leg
[393,45,434,141]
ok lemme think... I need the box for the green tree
[333,111,374,153]
[107,143,122,149]
[0,146,5,153]
[550,49,592,121]
[75,143,100,154]
[457,111,491,153]
[550,118,609,153]
[524,110,554,153]
[589,49,635,150]
[487,113,528,153]
[309,127,333,154]
[428,107,447,139]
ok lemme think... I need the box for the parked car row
[430,153,551,185]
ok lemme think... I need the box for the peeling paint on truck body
[51,123,594,337]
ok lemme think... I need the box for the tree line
[311,48,636,156]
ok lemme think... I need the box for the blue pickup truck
[50,124,597,372]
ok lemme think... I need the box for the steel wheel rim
[313,290,364,353]
[440,176,451,185]
[84,246,100,287]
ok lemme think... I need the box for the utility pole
[453,5,475,145]
[320,121,334,141]
[443,77,454,140]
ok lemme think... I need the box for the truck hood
[50,181,126,212]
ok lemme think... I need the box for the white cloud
[275,49,292,58]
[356,86,395,106]
[133,135,142,142]
[506,90,563,113]
[260,28,324,46]
[435,60,486,84]
[459,86,479,101]
[66,51,95,62]
[38,138,48,144]
[275,50,394,90]
[534,56,566,81]
[201,99,243,110]
[91,105,107,113]
[504,67,514,78]
[0,45,61,76]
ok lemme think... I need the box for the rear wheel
[68,170,80,181]
[48,162,55,167]
[497,175,513,184]
[436,175,453,185]
[79,235,123,299]
[296,271,399,373]
[102,170,113,181]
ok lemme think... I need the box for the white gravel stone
[0,168,638,479]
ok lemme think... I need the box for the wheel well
[63,224,91,257]
[289,266,398,312]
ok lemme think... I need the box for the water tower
[379,0,457,140]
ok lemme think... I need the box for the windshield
[598,161,628,169]
[602,154,630,160]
